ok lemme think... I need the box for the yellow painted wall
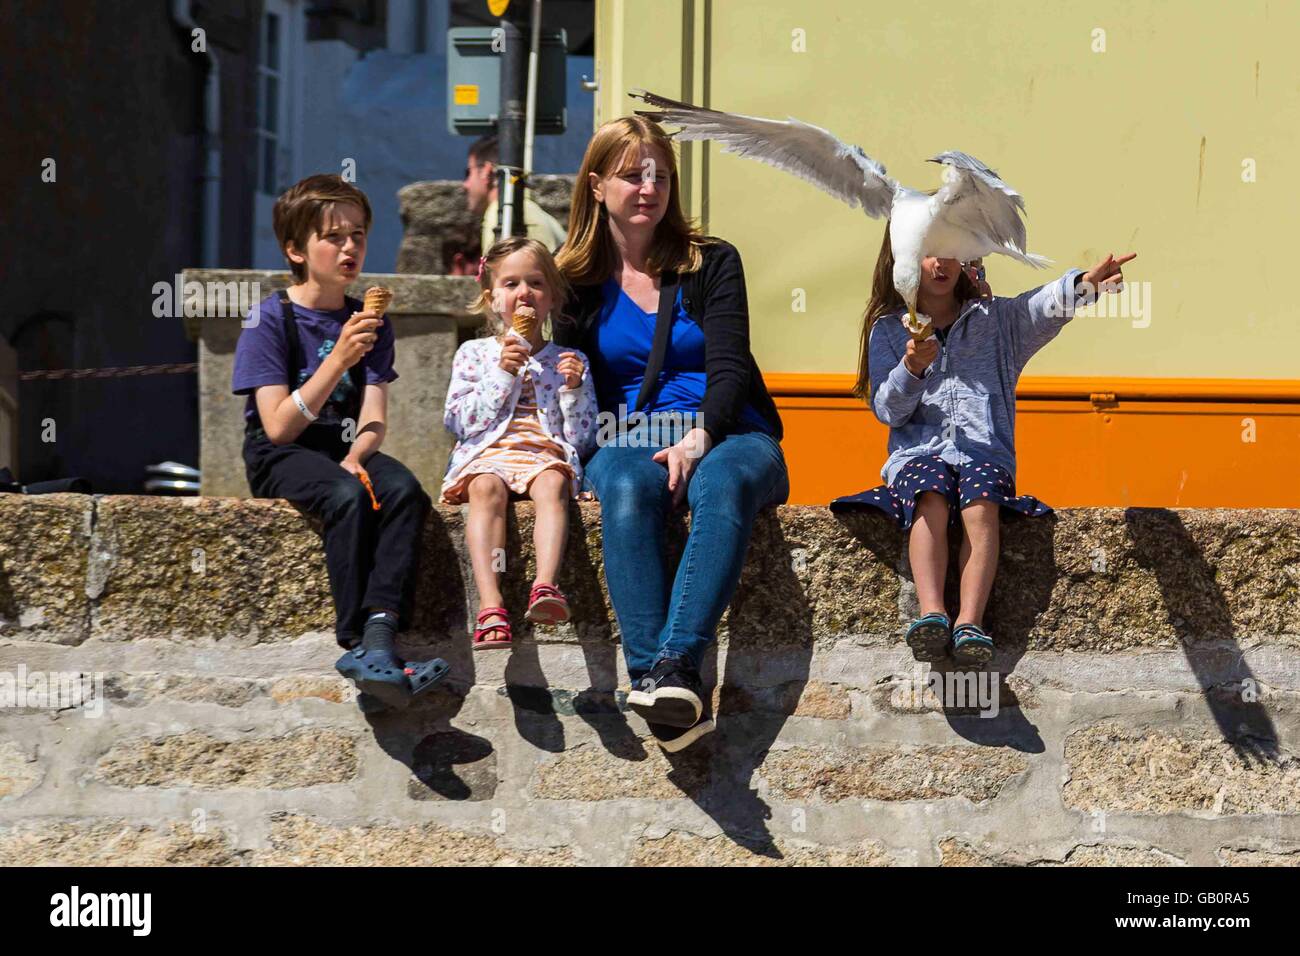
[595,0,1300,380]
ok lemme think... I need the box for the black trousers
[243,424,432,648]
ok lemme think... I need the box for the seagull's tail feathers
[999,244,1053,269]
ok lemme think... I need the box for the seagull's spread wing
[631,89,896,219]
[929,151,1051,267]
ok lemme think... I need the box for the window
[257,12,283,195]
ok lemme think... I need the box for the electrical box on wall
[446,27,568,135]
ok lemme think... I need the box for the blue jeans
[584,427,789,680]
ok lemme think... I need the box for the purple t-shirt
[231,292,398,424]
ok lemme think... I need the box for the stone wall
[396,176,575,274]
[2,494,1299,865]
[2,0,264,493]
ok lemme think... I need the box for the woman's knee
[594,459,668,508]
[691,451,776,514]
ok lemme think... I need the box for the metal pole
[498,4,529,238]
[523,0,543,177]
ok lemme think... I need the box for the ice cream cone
[512,305,537,338]
[363,286,394,316]
[901,310,933,342]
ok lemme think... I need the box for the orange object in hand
[357,470,381,511]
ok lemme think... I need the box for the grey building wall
[0,0,263,493]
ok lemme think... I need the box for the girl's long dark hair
[852,226,978,400]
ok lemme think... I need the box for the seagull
[630,89,1050,330]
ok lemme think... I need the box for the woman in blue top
[556,116,788,753]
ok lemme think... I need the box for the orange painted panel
[766,376,1300,508]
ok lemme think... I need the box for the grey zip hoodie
[868,270,1090,485]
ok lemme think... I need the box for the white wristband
[291,389,317,422]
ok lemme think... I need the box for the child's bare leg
[909,491,950,617]
[527,468,569,586]
[466,474,509,621]
[955,500,999,628]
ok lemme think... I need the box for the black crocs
[335,647,414,709]
[337,647,451,711]
[404,657,451,697]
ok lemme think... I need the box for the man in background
[462,134,567,253]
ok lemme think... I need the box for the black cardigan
[556,238,783,443]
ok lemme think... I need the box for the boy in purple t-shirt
[231,174,446,710]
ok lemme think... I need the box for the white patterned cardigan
[441,333,600,498]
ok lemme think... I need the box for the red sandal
[525,583,571,625]
[472,607,513,650]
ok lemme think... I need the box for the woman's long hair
[557,116,709,288]
[852,226,978,400]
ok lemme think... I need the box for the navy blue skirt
[830,454,1052,530]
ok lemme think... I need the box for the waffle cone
[363,286,394,316]
[512,305,537,336]
[901,313,932,341]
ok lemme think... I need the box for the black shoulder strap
[633,270,679,412]
[680,267,699,318]
[276,290,304,384]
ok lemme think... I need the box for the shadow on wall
[305,502,1283,846]
[378,501,639,801]
[941,512,1057,753]
[669,511,817,860]
[1125,508,1279,762]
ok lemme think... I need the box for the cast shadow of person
[499,500,642,757]
[658,508,816,860]
[348,501,635,797]
[365,506,497,800]
[931,510,1056,752]
[1123,508,1278,763]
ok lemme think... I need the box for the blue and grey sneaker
[626,657,703,729]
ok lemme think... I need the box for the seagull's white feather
[627,91,1053,312]
[928,151,1050,268]
[630,89,896,219]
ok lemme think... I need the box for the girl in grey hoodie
[832,229,1135,666]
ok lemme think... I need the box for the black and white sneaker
[626,657,703,728]
[648,699,715,753]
